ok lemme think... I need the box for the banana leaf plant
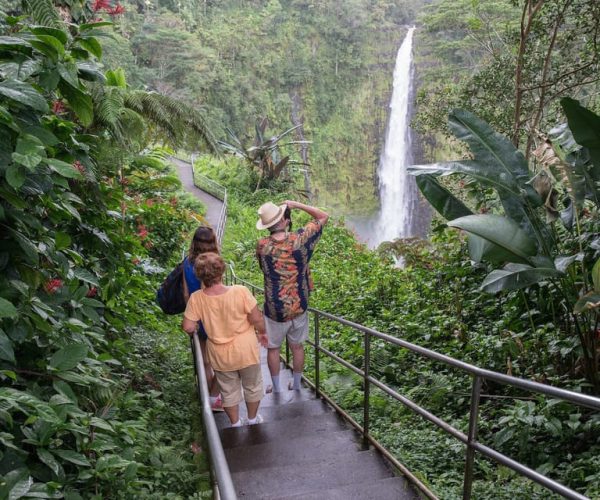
[408,108,559,292]
[408,103,600,392]
[218,117,310,191]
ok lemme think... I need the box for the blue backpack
[156,262,186,315]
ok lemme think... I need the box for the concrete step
[220,412,346,449]
[214,397,336,429]
[225,429,362,473]
[276,476,419,500]
[233,449,393,499]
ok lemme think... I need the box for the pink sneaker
[210,395,224,412]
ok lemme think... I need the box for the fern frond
[22,0,60,27]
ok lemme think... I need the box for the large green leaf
[561,97,600,180]
[409,160,520,195]
[58,61,80,88]
[0,36,32,53]
[52,449,91,466]
[37,448,65,479]
[448,214,538,264]
[5,164,27,190]
[409,109,541,231]
[481,263,563,293]
[592,257,600,292]
[45,158,83,179]
[449,109,531,186]
[58,82,93,126]
[0,80,48,112]
[0,297,17,318]
[548,122,600,208]
[78,37,102,59]
[49,344,88,371]
[29,35,64,61]
[30,26,68,45]
[8,229,39,266]
[415,175,473,220]
[0,329,15,362]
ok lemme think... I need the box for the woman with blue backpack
[182,226,223,411]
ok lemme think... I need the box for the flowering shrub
[0,4,206,498]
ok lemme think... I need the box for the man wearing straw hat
[256,200,329,393]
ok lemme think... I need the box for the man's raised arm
[285,200,329,226]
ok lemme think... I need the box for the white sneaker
[247,414,263,425]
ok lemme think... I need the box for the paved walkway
[170,157,223,229]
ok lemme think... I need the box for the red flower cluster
[137,225,149,239]
[86,287,98,298]
[107,4,125,16]
[44,279,63,294]
[52,100,66,115]
[92,0,124,15]
[73,160,85,174]
[91,0,110,12]
[145,198,155,207]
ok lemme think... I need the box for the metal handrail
[226,266,600,500]
[190,154,227,245]
[181,156,233,498]
[190,332,237,500]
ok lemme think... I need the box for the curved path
[171,157,223,229]
[175,160,417,499]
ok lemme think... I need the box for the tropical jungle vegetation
[1,0,599,498]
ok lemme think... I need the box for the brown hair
[194,252,225,287]
[189,226,218,261]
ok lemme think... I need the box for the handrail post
[463,375,483,500]
[363,330,371,448]
[314,313,320,398]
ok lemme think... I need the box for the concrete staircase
[213,352,418,499]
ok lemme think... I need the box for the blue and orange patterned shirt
[256,220,324,322]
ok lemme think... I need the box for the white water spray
[372,26,420,245]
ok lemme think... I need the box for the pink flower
[52,100,66,115]
[73,160,85,174]
[44,279,63,294]
[86,287,97,298]
[132,258,141,265]
[137,225,149,239]
[145,198,155,207]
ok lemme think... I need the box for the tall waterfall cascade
[372,26,420,246]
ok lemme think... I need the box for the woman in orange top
[182,252,268,427]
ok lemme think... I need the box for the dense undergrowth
[195,156,600,499]
[0,4,212,497]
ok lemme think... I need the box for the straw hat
[256,202,286,230]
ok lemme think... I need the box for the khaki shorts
[214,364,263,407]
[265,312,309,348]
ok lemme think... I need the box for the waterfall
[373,26,419,245]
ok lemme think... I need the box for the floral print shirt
[256,220,324,322]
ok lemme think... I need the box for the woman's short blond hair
[194,252,225,287]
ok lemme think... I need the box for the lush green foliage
[97,0,431,213]
[196,154,600,498]
[0,3,211,497]
[414,0,600,158]
[409,103,600,392]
